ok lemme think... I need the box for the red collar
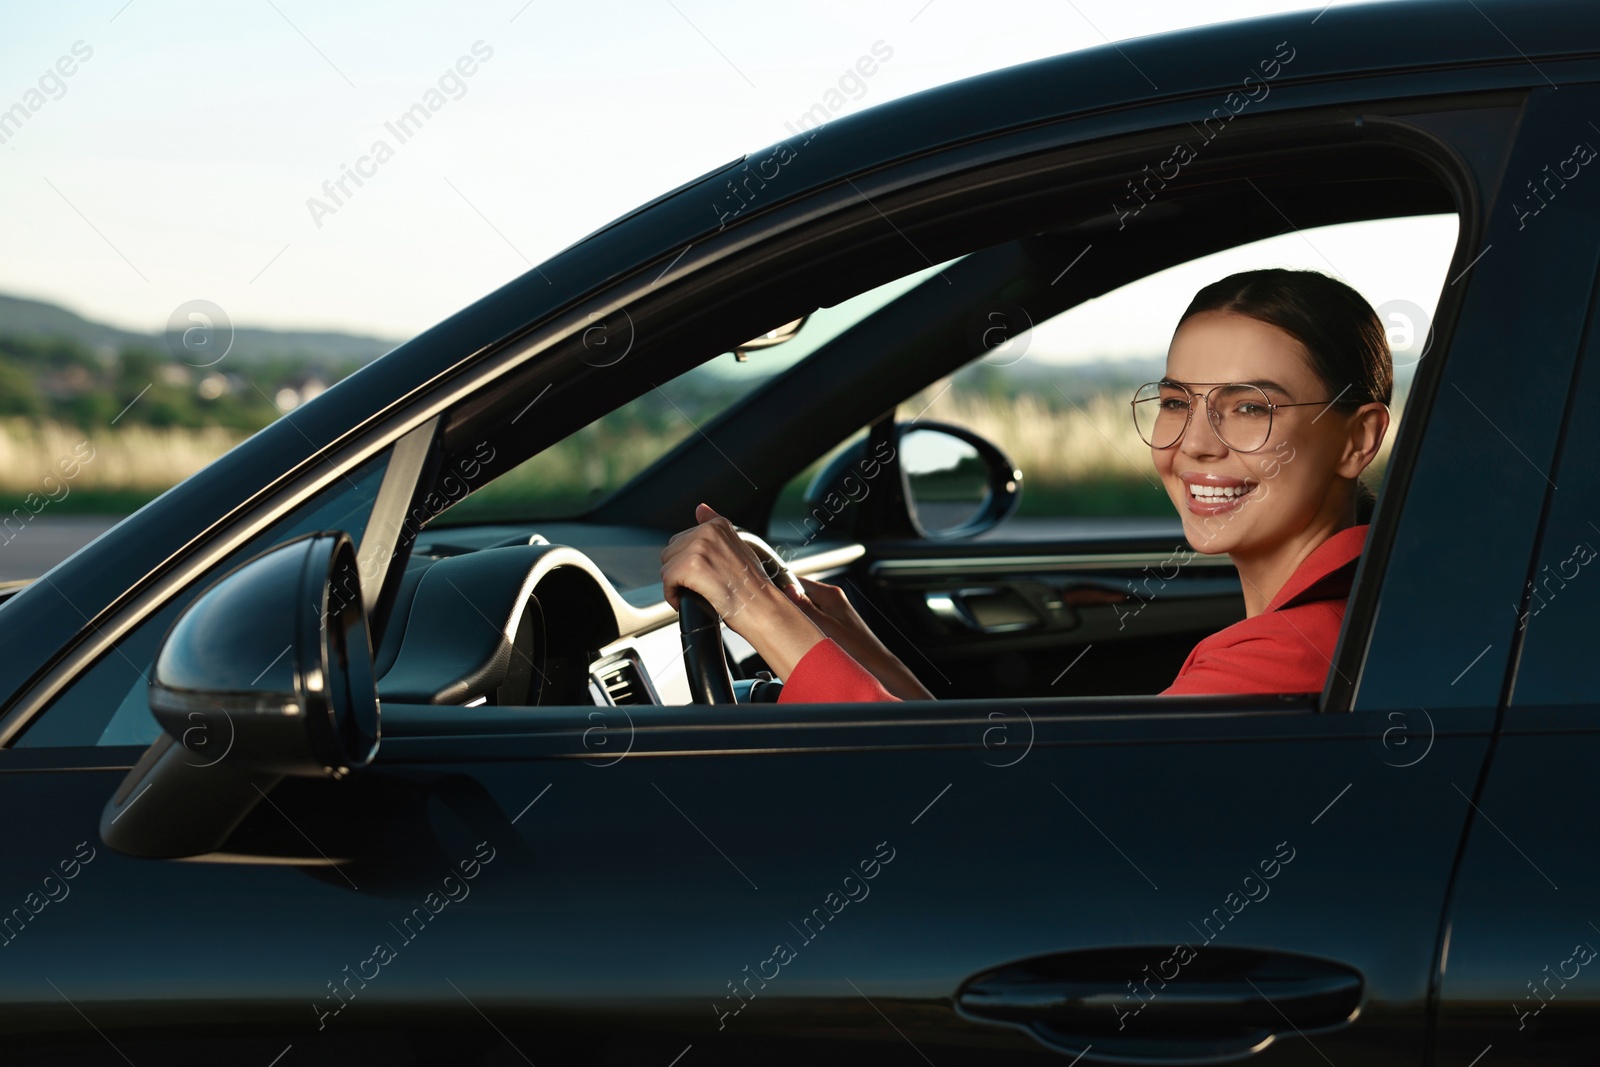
[1265,524,1370,613]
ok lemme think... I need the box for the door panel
[843,535,1243,697]
[2,700,1489,1065]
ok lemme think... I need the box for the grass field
[0,418,243,515]
[0,384,1398,522]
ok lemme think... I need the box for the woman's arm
[659,503,828,680]
[777,638,899,703]
[659,504,928,699]
[781,577,933,700]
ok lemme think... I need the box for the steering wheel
[678,531,799,704]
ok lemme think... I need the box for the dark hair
[1178,268,1392,523]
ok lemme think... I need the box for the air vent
[599,661,642,705]
[589,652,657,706]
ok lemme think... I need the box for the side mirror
[898,421,1022,539]
[100,532,379,859]
[800,421,1021,543]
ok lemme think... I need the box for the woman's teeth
[1189,483,1252,499]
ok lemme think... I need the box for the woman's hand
[781,576,935,700]
[781,576,875,656]
[659,503,825,679]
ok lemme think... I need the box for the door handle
[955,946,1362,1064]
[923,585,1056,633]
[925,589,983,630]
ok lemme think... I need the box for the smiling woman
[663,268,1394,702]
[1149,268,1392,694]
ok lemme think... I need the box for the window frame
[1,89,1512,741]
[422,99,1494,715]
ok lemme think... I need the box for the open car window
[898,213,1459,527]
[324,91,1488,713]
[765,214,1456,550]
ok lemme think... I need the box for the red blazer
[777,524,1369,703]
[777,636,899,703]
[1160,523,1367,695]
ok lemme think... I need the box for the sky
[1029,213,1456,366]
[0,0,1430,359]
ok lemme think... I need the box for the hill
[0,293,399,365]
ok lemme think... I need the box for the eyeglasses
[1131,381,1338,454]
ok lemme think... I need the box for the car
[2,0,1597,1062]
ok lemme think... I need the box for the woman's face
[1153,309,1367,556]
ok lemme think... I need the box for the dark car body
[2,1,1598,1063]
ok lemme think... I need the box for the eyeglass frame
[1129,379,1347,454]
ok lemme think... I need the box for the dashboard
[377,523,862,708]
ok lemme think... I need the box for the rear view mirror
[733,314,808,361]
[100,531,379,859]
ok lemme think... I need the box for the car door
[2,71,1589,1067]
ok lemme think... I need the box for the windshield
[435,260,955,525]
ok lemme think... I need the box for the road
[0,516,121,582]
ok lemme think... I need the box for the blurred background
[0,0,1443,574]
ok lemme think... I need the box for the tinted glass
[440,262,955,526]
[16,453,389,748]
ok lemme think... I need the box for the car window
[16,453,390,748]
[435,260,956,526]
[895,214,1458,529]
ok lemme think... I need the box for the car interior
[362,109,1467,713]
